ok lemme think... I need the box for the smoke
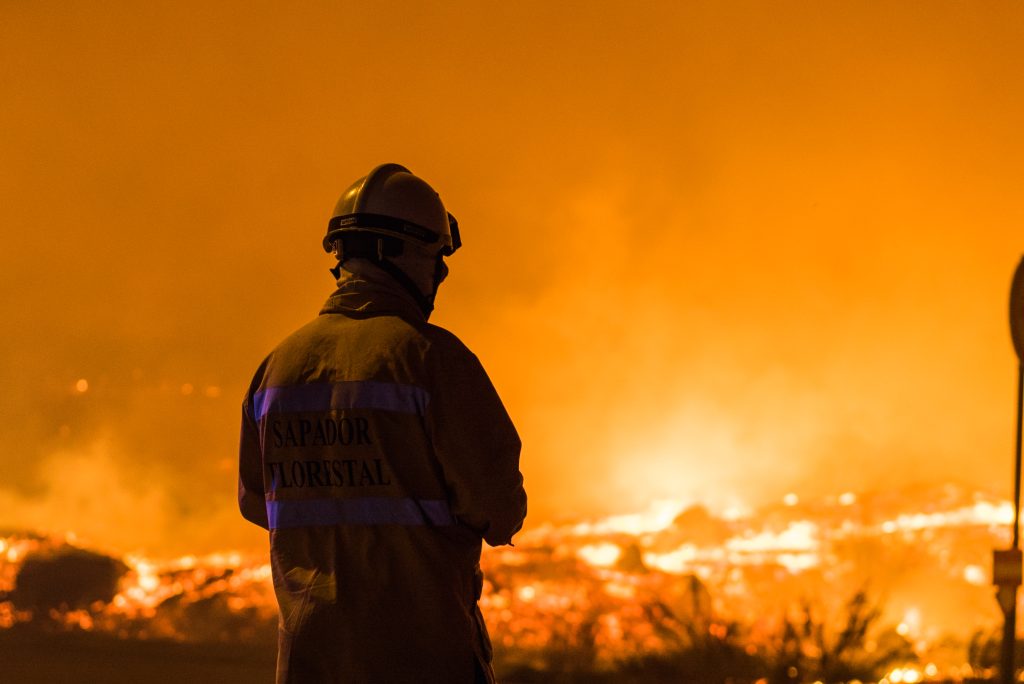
[2,1,1023,552]
[0,437,262,556]
[472,161,1020,521]
[0,440,165,550]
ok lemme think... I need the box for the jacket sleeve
[238,394,270,530]
[427,338,527,546]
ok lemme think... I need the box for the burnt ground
[0,629,276,684]
[0,628,995,683]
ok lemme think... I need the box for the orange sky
[2,1,1023,554]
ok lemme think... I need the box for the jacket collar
[320,260,427,323]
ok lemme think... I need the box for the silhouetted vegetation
[491,589,910,683]
[968,627,1000,673]
[966,626,1024,680]
[766,590,914,683]
[177,592,277,644]
[10,547,127,613]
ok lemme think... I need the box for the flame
[570,499,691,536]
[577,543,622,568]
[886,666,923,683]
[0,483,1015,680]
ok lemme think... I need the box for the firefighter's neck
[339,257,436,301]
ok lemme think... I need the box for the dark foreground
[0,629,276,684]
[0,629,1001,684]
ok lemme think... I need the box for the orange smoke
[1,2,1022,555]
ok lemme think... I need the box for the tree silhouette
[11,547,128,615]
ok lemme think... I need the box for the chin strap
[330,238,444,320]
[375,257,436,319]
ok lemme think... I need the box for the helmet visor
[444,213,461,256]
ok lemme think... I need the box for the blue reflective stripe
[266,497,454,529]
[252,381,429,420]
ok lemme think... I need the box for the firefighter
[238,163,527,683]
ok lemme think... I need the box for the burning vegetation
[0,483,1015,683]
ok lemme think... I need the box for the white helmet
[323,164,460,318]
[323,163,460,256]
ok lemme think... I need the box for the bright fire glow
[887,666,922,683]
[0,483,1015,681]
[577,543,622,567]
[571,500,690,536]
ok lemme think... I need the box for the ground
[0,630,276,684]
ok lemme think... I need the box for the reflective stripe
[266,497,454,529]
[253,381,429,421]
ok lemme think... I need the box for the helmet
[323,163,460,256]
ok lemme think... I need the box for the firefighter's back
[255,311,483,683]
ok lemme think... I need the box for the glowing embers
[570,512,821,577]
[724,521,821,573]
[643,543,704,575]
[570,499,690,536]
[478,561,688,671]
[577,543,621,568]
[0,535,275,641]
[878,500,1014,535]
[885,665,923,683]
[962,564,986,586]
[0,482,1016,680]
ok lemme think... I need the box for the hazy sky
[2,1,1023,554]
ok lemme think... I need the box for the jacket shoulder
[247,314,450,395]
[421,322,477,359]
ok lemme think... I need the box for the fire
[887,666,922,683]
[577,542,622,568]
[570,499,691,536]
[0,482,1016,681]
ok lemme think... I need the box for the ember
[0,483,1012,681]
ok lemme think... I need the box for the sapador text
[270,416,372,448]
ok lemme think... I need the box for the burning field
[0,482,1014,683]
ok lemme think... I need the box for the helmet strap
[333,235,437,319]
[375,255,435,319]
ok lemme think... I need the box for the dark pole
[1002,364,1023,684]
[1000,255,1024,684]
[1014,363,1023,552]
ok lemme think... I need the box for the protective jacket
[238,264,527,683]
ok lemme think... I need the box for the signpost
[996,256,1024,684]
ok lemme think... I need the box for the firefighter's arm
[428,341,527,546]
[238,396,269,530]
